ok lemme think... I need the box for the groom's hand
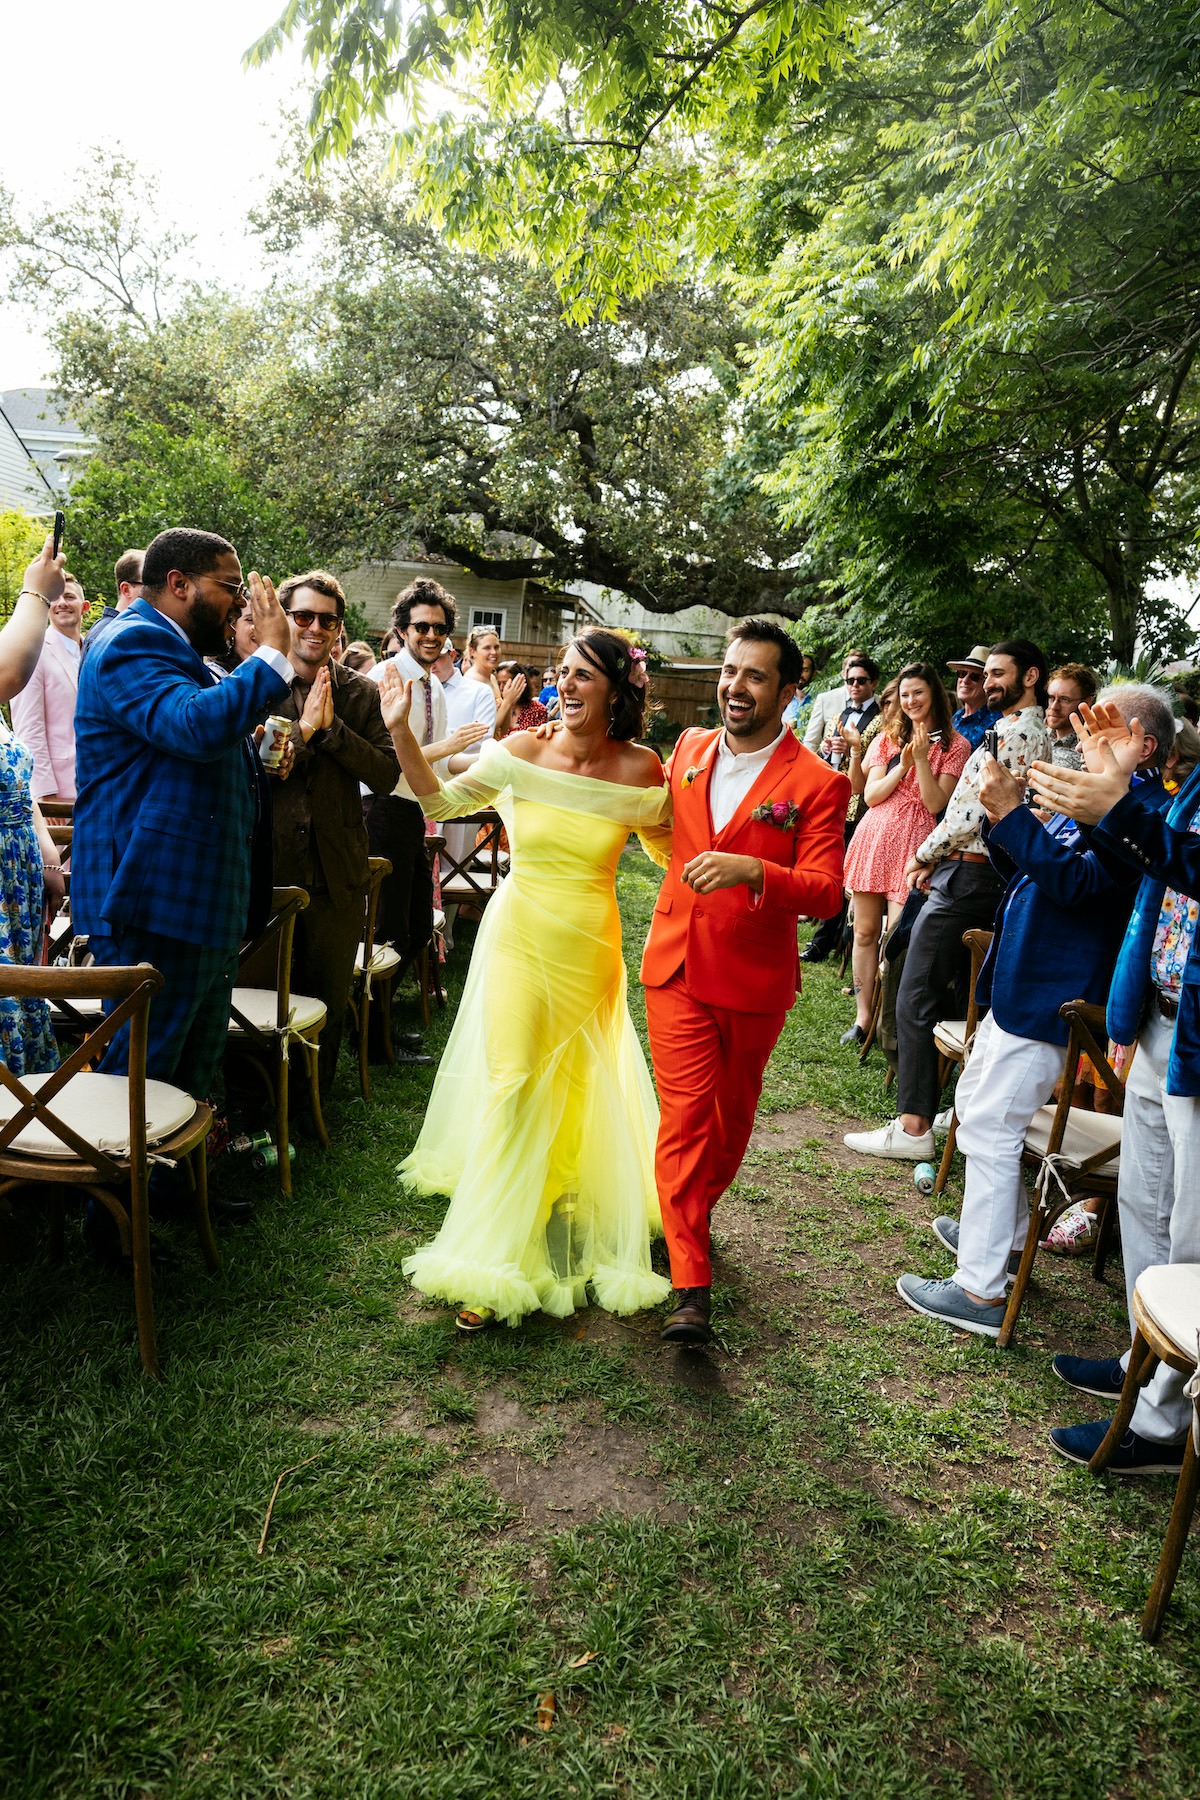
[682,852,765,896]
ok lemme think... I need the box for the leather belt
[943,851,990,865]
[1154,988,1180,1020]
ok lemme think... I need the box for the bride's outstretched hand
[378,663,413,733]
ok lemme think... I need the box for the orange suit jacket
[640,725,851,1014]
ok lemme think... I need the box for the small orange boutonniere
[681,766,701,789]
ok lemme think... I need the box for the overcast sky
[0,0,309,386]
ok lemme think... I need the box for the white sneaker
[933,1108,954,1136]
[844,1120,936,1160]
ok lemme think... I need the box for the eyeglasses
[203,576,250,603]
[408,621,445,636]
[286,609,341,633]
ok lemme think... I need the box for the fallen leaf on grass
[568,1651,599,1668]
[537,1691,556,1730]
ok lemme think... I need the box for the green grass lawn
[3,855,1200,1798]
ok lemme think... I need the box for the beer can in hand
[258,715,292,770]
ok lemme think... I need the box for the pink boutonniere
[681,766,701,789]
[752,797,801,830]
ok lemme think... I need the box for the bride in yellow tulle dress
[377,630,674,1329]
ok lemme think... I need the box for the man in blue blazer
[897,684,1176,1341]
[73,527,293,1101]
[1032,699,1200,1475]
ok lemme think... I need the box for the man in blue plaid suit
[73,528,294,1101]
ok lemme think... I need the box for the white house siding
[0,406,54,513]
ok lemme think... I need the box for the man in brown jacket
[270,570,399,1091]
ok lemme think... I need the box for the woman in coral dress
[842,662,970,1039]
[377,630,673,1331]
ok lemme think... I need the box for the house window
[469,607,507,639]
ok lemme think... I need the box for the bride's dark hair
[568,629,647,743]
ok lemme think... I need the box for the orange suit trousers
[645,970,787,1289]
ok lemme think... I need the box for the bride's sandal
[455,1305,497,1334]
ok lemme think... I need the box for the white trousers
[1117,1007,1200,1443]
[951,1013,1066,1303]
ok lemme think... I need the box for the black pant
[292,885,366,1094]
[364,795,433,966]
[807,815,855,958]
[895,859,1004,1120]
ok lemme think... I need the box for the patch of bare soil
[469,1420,690,1531]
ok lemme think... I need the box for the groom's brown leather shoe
[660,1287,712,1345]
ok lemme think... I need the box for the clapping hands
[301,664,335,735]
[1028,701,1142,824]
[378,662,412,734]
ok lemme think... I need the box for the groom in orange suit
[642,620,851,1344]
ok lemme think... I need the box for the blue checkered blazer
[72,600,291,952]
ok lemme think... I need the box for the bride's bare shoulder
[622,742,668,790]
[504,730,541,762]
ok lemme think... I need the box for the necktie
[423,677,434,743]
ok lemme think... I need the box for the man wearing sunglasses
[72,526,294,1137]
[365,578,459,1055]
[269,569,400,1094]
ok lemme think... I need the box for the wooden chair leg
[858,972,883,1063]
[1092,1193,1118,1282]
[998,1190,1044,1348]
[304,1042,332,1151]
[276,1046,293,1197]
[129,1170,160,1380]
[431,948,445,1012]
[191,1143,220,1272]
[1142,1433,1200,1642]
[934,1112,958,1195]
[379,977,396,1064]
[358,978,372,1104]
[418,945,431,1031]
[1089,1329,1156,1470]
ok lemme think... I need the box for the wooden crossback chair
[438,809,507,928]
[350,857,394,1101]
[932,928,995,1194]
[0,963,216,1378]
[998,998,1123,1347]
[226,888,327,1195]
[1089,1264,1200,1641]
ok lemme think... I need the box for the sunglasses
[408,621,445,636]
[845,675,873,686]
[286,609,341,633]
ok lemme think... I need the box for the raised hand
[1073,700,1144,778]
[444,721,490,757]
[23,534,66,606]
[378,662,413,734]
[910,719,931,762]
[247,572,290,656]
[1028,736,1132,825]
[301,665,332,735]
[840,718,862,753]
[978,751,1025,823]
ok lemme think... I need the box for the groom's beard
[720,693,775,738]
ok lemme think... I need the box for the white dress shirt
[370,646,448,798]
[442,665,497,760]
[708,725,786,834]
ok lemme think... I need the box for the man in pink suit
[11,572,88,802]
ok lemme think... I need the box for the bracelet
[19,588,52,609]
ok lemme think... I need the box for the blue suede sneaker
[1049,1417,1186,1475]
[896,1273,1005,1339]
[931,1215,1022,1278]
[1052,1353,1127,1399]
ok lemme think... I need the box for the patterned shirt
[1151,799,1200,995]
[951,704,1001,751]
[1051,732,1084,771]
[915,706,1053,865]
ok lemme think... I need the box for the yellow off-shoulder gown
[402,738,674,1325]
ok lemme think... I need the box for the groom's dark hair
[726,619,803,689]
[141,529,237,594]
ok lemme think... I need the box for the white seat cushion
[0,1072,197,1159]
[933,1019,968,1059]
[433,909,446,932]
[227,988,327,1035]
[49,995,105,1020]
[1136,1265,1200,1359]
[1025,1105,1121,1174]
[353,942,401,978]
[441,874,499,902]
